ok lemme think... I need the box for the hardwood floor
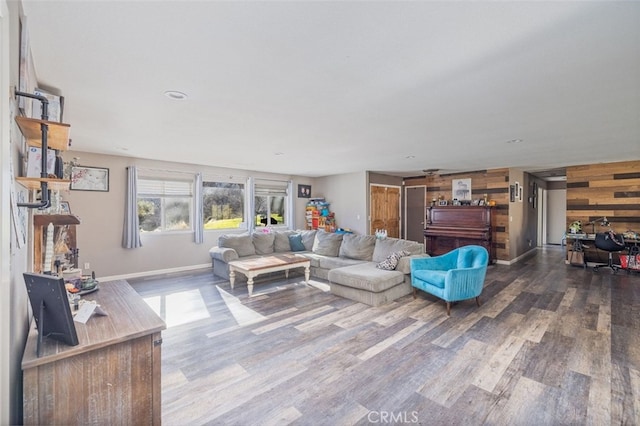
[129,246,640,425]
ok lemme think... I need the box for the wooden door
[405,186,426,242]
[370,185,401,238]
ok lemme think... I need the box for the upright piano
[424,206,494,263]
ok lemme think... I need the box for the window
[137,177,193,232]
[202,181,245,230]
[254,179,289,228]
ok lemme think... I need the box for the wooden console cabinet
[424,206,494,263]
[22,280,166,425]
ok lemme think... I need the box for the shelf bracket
[15,89,51,209]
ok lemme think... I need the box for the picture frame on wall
[297,184,311,198]
[452,178,472,201]
[509,185,516,202]
[70,166,109,192]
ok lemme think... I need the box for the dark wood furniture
[424,206,494,263]
[22,280,166,425]
[32,214,80,273]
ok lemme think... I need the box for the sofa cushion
[339,233,376,261]
[288,234,306,252]
[317,256,365,270]
[298,230,317,251]
[376,250,410,270]
[274,230,296,252]
[252,232,275,255]
[328,263,405,293]
[312,230,343,257]
[372,238,423,263]
[218,233,256,257]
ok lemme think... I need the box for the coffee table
[228,254,311,296]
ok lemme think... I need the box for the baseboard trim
[98,263,211,282]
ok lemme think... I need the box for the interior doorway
[404,186,426,243]
[546,189,567,245]
[370,184,401,238]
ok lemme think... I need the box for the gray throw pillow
[372,238,423,263]
[339,233,376,260]
[297,230,317,251]
[252,232,275,255]
[218,234,256,257]
[312,230,344,257]
[273,230,296,252]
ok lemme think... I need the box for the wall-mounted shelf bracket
[15,89,51,209]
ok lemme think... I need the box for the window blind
[137,178,193,197]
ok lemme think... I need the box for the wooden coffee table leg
[247,273,255,296]
[304,265,310,283]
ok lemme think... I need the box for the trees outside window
[137,178,192,232]
[202,182,245,230]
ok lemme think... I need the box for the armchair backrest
[456,246,489,269]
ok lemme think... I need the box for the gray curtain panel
[122,166,142,248]
[194,173,204,244]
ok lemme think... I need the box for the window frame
[136,175,195,234]
[202,180,247,231]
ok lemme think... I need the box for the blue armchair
[410,245,489,315]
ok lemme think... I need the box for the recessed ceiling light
[405,155,415,159]
[506,138,523,144]
[164,90,188,100]
[274,152,284,156]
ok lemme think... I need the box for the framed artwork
[510,185,516,202]
[452,178,472,201]
[298,184,311,198]
[438,200,448,206]
[59,201,71,214]
[70,166,109,192]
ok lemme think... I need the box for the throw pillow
[252,232,275,255]
[376,250,411,270]
[274,230,296,252]
[218,234,256,257]
[312,230,344,256]
[339,233,376,260]
[288,234,306,252]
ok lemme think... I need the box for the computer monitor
[23,272,79,357]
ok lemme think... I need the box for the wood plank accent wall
[566,160,640,234]
[405,168,510,261]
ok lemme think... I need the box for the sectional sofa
[209,229,427,306]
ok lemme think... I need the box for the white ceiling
[21,1,640,178]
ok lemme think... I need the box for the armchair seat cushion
[413,269,446,289]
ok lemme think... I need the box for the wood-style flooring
[129,246,640,425]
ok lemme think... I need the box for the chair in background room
[593,231,625,273]
[410,245,489,316]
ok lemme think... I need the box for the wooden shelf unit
[16,177,71,191]
[32,214,81,273]
[15,116,71,151]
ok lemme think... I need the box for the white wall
[314,171,367,235]
[2,1,33,423]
